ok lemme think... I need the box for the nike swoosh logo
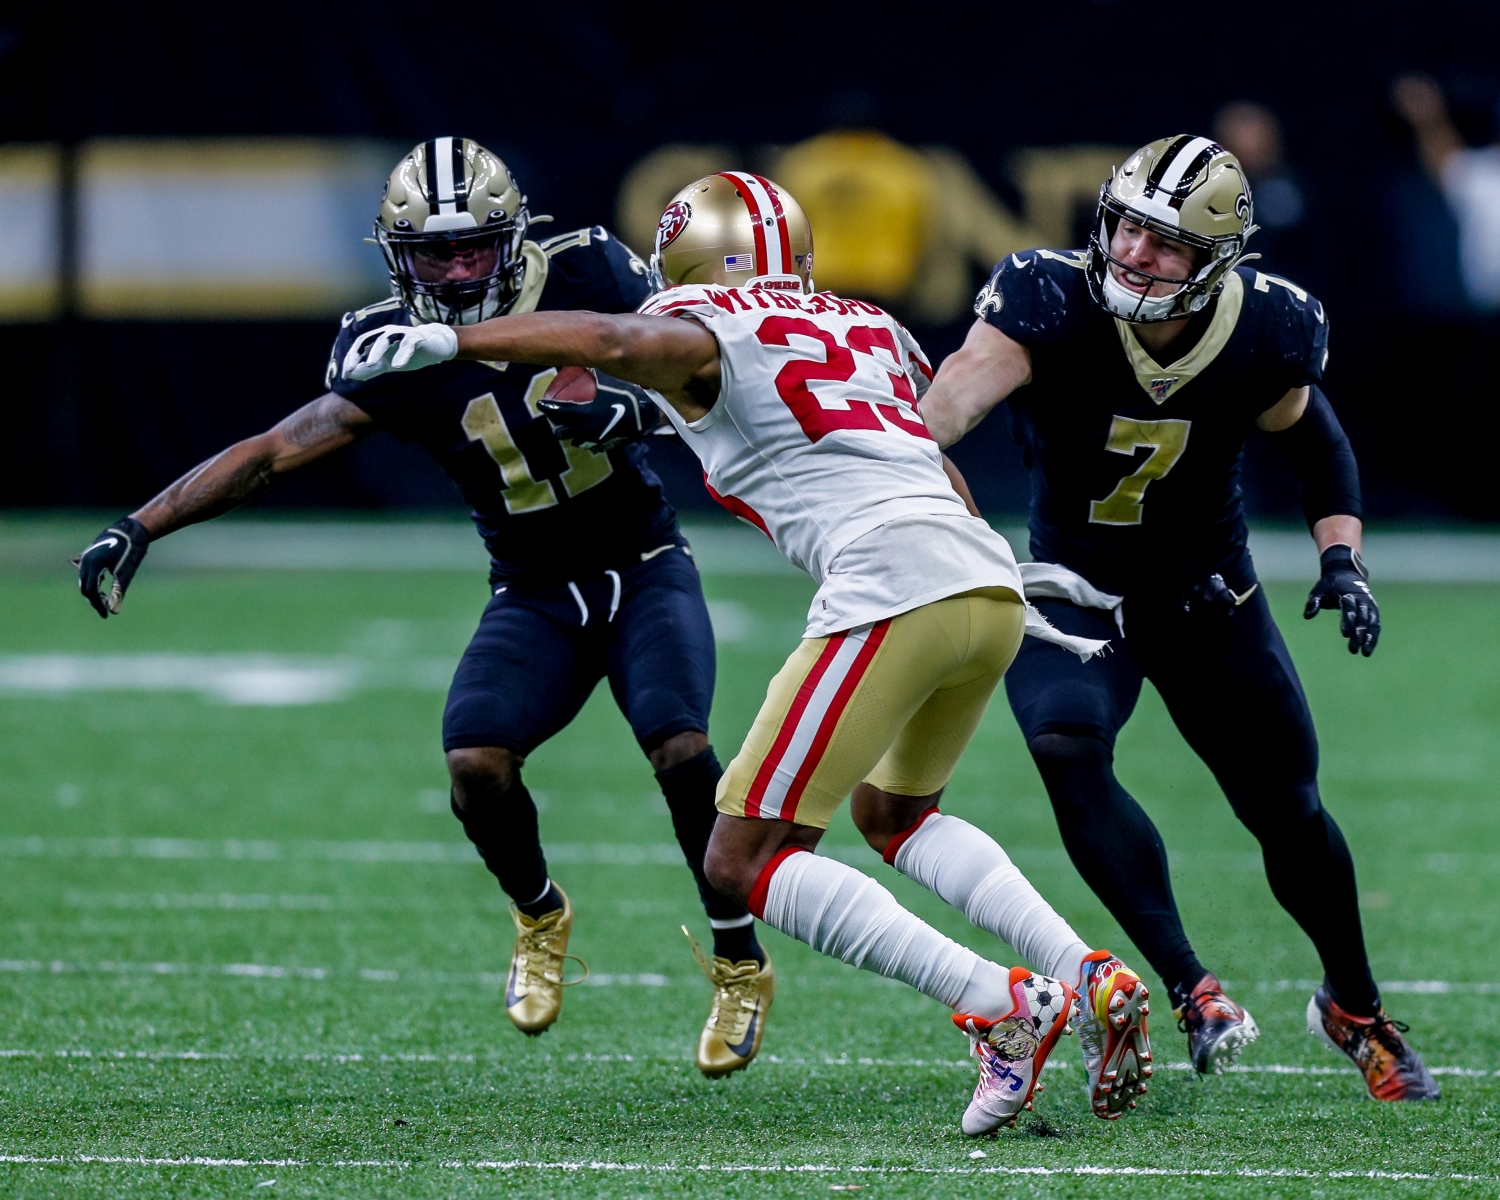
[1011,254,1032,269]
[726,1004,760,1058]
[505,962,525,1009]
[84,537,119,554]
[599,403,627,440]
[1314,302,1325,324]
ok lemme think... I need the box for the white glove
[342,323,459,381]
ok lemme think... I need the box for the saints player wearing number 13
[923,135,1438,1102]
[72,139,772,1077]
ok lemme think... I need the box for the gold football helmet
[1086,135,1257,323]
[649,173,813,294]
[375,137,529,324]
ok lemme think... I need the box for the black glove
[1182,572,1242,616]
[1304,543,1379,656]
[537,368,663,452]
[73,517,151,619]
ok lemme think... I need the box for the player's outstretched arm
[1259,385,1378,656]
[73,393,373,618]
[920,319,1033,449]
[344,312,722,422]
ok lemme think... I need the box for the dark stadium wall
[1,1,1497,518]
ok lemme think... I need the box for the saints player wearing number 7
[345,171,1158,1134]
[919,135,1438,1101]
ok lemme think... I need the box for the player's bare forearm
[922,319,1031,448]
[132,393,371,537]
[1313,515,1362,556]
[453,311,721,419]
[942,454,982,517]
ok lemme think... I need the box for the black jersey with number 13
[977,249,1329,596]
[328,226,678,585]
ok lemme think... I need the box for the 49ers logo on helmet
[656,201,691,252]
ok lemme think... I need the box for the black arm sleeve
[1266,386,1362,530]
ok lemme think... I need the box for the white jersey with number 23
[640,284,1023,638]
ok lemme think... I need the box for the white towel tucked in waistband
[1017,562,1124,663]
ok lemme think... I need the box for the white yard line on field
[0,837,686,865]
[0,1156,1492,1181]
[0,958,662,988]
[5,838,1498,882]
[2,955,1495,1003]
[2,1045,1496,1077]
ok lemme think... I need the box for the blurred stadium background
[2,1,1499,521]
[4,3,1500,1192]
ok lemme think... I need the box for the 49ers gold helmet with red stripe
[649,173,814,294]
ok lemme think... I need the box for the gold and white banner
[0,144,61,321]
[0,138,398,321]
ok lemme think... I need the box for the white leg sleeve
[892,813,1089,985]
[760,849,1013,1020]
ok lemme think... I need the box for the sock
[753,847,1015,1021]
[449,781,550,906]
[888,810,1090,985]
[516,879,563,919]
[656,746,763,964]
[708,914,761,963]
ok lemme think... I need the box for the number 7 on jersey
[1089,416,1192,526]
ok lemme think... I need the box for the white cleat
[953,967,1077,1135]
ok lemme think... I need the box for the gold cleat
[684,926,774,1078]
[505,886,587,1036]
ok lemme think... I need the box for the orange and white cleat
[1075,949,1152,1118]
[1307,986,1440,1101]
[953,967,1077,1135]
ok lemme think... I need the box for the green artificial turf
[1,537,1497,1197]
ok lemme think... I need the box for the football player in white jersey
[343,173,1153,1133]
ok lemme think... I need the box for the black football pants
[1004,586,1380,1015]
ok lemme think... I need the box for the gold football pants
[717,588,1025,829]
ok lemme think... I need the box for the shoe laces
[1175,978,1236,1034]
[513,907,587,990]
[685,928,762,1040]
[1367,1012,1412,1056]
[974,1038,1009,1084]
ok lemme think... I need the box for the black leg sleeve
[1030,733,1207,996]
[1235,787,1380,1017]
[1146,589,1381,1017]
[450,781,549,906]
[655,746,750,924]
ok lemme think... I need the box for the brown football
[542,365,597,405]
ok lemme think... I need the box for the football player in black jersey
[921,136,1437,1102]
[72,138,773,1077]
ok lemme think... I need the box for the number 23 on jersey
[755,316,932,444]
